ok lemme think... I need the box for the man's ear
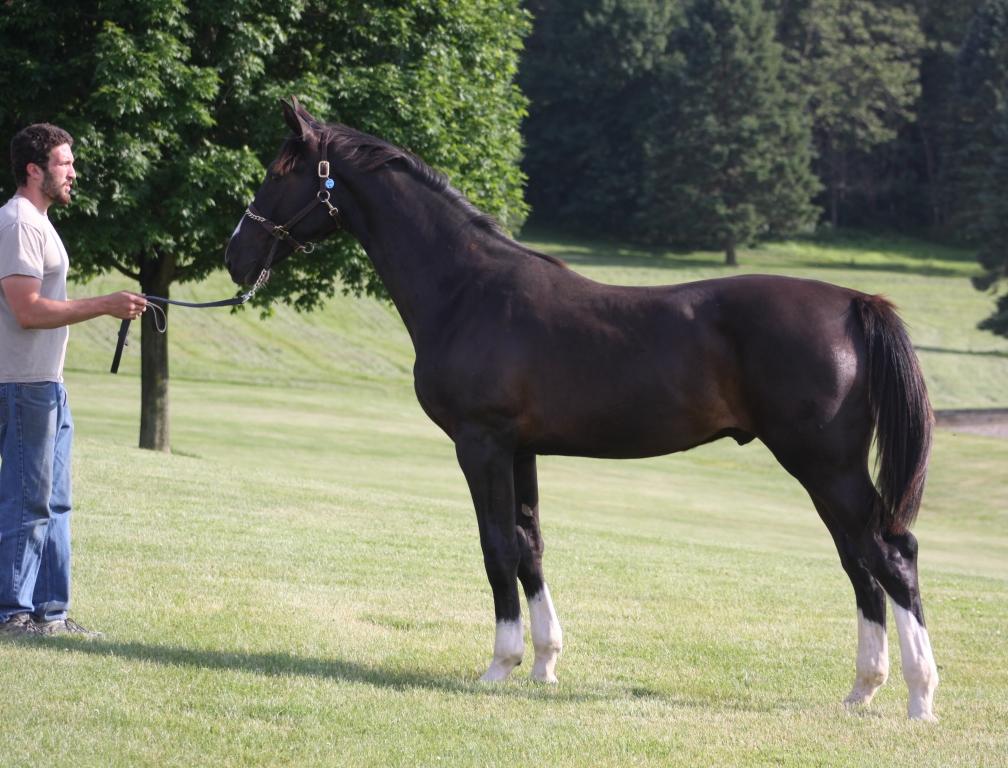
[25,161,45,183]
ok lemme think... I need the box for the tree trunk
[725,238,738,267]
[829,144,841,230]
[138,251,175,452]
[918,121,943,229]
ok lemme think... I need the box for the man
[0,123,147,637]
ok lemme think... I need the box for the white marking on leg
[844,609,889,707]
[891,602,939,721]
[480,619,524,682]
[528,584,563,683]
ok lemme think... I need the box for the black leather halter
[242,152,343,274]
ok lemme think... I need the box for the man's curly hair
[10,123,73,187]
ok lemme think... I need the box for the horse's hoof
[479,659,520,682]
[843,689,877,708]
[532,672,558,684]
[908,707,938,723]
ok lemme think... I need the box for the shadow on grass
[770,260,973,278]
[523,229,977,279]
[36,636,609,703]
[917,345,1008,359]
[554,251,973,281]
[549,249,725,274]
[25,636,837,715]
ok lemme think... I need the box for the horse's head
[225,98,344,286]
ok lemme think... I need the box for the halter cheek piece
[243,149,343,274]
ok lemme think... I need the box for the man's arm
[1,274,146,330]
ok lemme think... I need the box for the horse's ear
[280,97,306,138]
[281,98,303,137]
[292,99,324,136]
[280,97,316,142]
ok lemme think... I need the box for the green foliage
[971,97,1008,337]
[887,0,982,230]
[638,0,819,262]
[777,0,924,227]
[521,0,998,238]
[520,0,683,234]
[0,0,529,306]
[948,0,1008,337]
[521,0,818,262]
[951,0,1008,238]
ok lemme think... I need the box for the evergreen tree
[776,0,924,228]
[913,0,987,229]
[639,0,818,264]
[972,95,1008,337]
[0,0,529,450]
[951,0,1008,239]
[520,0,683,236]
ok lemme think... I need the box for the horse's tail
[853,295,933,534]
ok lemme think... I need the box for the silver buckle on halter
[318,160,330,178]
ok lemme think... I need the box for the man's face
[39,143,75,206]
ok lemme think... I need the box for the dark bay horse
[225,100,938,720]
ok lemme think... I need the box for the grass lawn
[1,232,1006,766]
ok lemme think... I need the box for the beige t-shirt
[0,194,70,383]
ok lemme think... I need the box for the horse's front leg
[514,453,563,683]
[455,428,523,682]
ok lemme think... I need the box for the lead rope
[113,153,339,373]
[110,267,271,373]
[143,267,272,333]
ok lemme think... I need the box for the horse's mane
[274,119,566,269]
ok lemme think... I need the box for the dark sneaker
[32,617,103,639]
[0,613,41,637]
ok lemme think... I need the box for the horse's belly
[522,389,745,459]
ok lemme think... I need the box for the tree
[775,0,925,228]
[971,94,1008,337]
[638,0,819,264]
[0,0,529,451]
[950,0,1008,239]
[520,0,684,236]
[912,0,987,230]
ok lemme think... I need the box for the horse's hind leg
[804,471,938,720]
[455,428,524,682]
[818,506,890,707]
[514,453,563,683]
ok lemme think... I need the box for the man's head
[10,123,76,206]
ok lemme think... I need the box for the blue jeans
[0,382,73,622]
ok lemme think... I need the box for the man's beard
[41,169,72,206]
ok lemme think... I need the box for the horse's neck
[351,171,491,340]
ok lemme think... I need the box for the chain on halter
[242,150,342,265]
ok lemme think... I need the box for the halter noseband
[243,148,343,272]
